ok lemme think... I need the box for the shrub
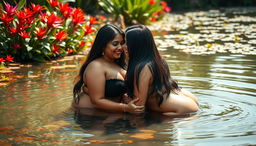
[98,0,171,25]
[0,0,97,66]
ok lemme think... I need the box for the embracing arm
[85,61,144,113]
[133,65,153,106]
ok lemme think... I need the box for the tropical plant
[0,0,97,66]
[98,0,171,25]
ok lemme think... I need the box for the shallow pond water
[1,9,256,146]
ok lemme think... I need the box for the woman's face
[103,34,125,60]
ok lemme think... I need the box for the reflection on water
[1,10,256,146]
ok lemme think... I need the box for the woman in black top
[73,24,144,114]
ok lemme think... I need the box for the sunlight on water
[1,9,256,146]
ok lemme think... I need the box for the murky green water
[1,9,256,145]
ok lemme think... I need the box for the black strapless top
[105,79,127,98]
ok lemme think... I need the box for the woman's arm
[133,65,153,106]
[85,61,144,114]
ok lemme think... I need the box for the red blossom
[149,0,155,5]
[31,3,44,13]
[59,3,72,18]
[160,1,167,7]
[71,8,85,26]
[89,16,98,25]
[79,41,85,47]
[54,30,68,42]
[13,43,22,49]
[16,23,30,32]
[6,55,14,62]
[48,0,59,8]
[35,27,47,40]
[16,8,34,20]
[48,13,63,28]
[83,25,95,35]
[164,6,171,12]
[9,27,17,34]
[0,58,5,62]
[39,12,48,23]
[0,13,14,25]
[52,45,60,53]
[46,13,63,28]
[150,17,156,22]
[3,2,17,16]
[19,30,30,38]
[98,16,106,21]
[67,48,73,54]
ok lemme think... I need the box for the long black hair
[73,24,126,103]
[125,25,179,106]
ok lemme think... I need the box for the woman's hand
[125,98,144,114]
[122,94,133,104]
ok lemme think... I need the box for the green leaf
[0,3,3,9]
[17,0,25,10]
[33,54,45,62]
[59,0,76,3]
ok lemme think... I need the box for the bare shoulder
[141,63,152,74]
[86,59,103,70]
[139,64,153,80]
[84,59,106,79]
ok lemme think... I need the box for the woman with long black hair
[125,24,199,115]
[73,24,144,114]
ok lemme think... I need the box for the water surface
[0,9,256,146]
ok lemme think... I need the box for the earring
[102,52,104,56]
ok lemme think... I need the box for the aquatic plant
[0,0,98,66]
[98,0,171,25]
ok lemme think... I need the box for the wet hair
[125,24,180,106]
[73,24,126,103]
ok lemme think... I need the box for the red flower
[71,8,85,26]
[83,25,95,35]
[19,30,30,38]
[160,1,167,7]
[39,12,48,23]
[3,2,17,16]
[13,43,22,49]
[98,16,106,21]
[0,58,6,62]
[67,48,73,54]
[36,27,47,40]
[0,13,14,25]
[89,16,98,25]
[79,41,85,47]
[31,3,44,13]
[150,17,156,22]
[59,3,72,18]
[9,27,17,34]
[46,13,63,28]
[16,8,33,20]
[48,0,59,8]
[164,6,171,12]
[52,45,60,54]
[6,55,14,62]
[149,0,155,5]
[54,30,68,42]
[16,23,29,32]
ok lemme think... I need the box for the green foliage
[0,0,97,65]
[98,0,163,25]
